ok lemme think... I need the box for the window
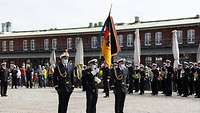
[100,36,103,44]
[75,37,80,45]
[52,39,57,49]
[118,35,123,47]
[91,36,97,48]
[67,38,72,49]
[23,40,28,51]
[187,29,195,44]
[155,32,162,45]
[145,57,152,65]
[9,40,14,51]
[2,41,7,52]
[177,30,183,44]
[30,40,35,51]
[44,39,49,50]
[127,34,133,47]
[155,57,162,65]
[144,33,151,46]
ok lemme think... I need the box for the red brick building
[0,16,200,66]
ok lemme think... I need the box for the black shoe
[182,95,188,97]
[151,93,157,96]
[165,94,172,96]
[177,93,182,96]
[139,93,144,95]
[103,95,109,98]
[189,93,193,95]
[135,90,139,93]
[128,92,133,94]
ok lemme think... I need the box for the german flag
[100,14,121,68]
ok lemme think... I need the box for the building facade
[0,16,200,66]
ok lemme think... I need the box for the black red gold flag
[100,14,121,68]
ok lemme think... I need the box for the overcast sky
[0,0,200,31]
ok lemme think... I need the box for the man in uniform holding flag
[100,12,123,113]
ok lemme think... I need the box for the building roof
[0,16,200,38]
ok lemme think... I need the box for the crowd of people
[0,62,57,96]
[0,49,200,113]
[0,59,200,99]
[97,59,200,98]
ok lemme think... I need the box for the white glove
[91,68,99,75]
[94,76,101,84]
[91,70,97,76]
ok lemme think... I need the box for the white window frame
[126,34,133,47]
[75,37,80,45]
[118,35,123,47]
[177,30,183,44]
[2,41,7,52]
[9,40,14,51]
[52,39,57,49]
[67,38,72,49]
[155,32,162,45]
[187,29,195,44]
[23,40,28,51]
[44,39,49,50]
[91,36,97,49]
[155,57,163,64]
[145,57,152,65]
[30,39,35,51]
[144,33,151,46]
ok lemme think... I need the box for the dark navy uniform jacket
[53,63,74,93]
[84,68,98,94]
[113,67,127,93]
[0,68,9,82]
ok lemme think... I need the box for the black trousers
[115,90,126,113]
[165,78,172,96]
[86,90,98,113]
[161,79,166,94]
[12,77,17,89]
[177,78,183,95]
[57,90,72,113]
[21,76,26,86]
[134,78,139,92]
[188,79,194,95]
[151,79,158,95]
[26,78,33,88]
[38,76,43,88]
[195,78,200,97]
[139,79,145,94]
[182,77,189,96]
[128,79,133,93]
[1,81,8,96]
[103,80,109,96]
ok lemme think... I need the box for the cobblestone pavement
[0,87,199,113]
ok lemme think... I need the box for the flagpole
[109,4,112,15]
[98,3,113,66]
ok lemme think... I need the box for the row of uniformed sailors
[53,49,130,113]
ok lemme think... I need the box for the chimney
[196,14,200,18]
[6,22,11,32]
[1,23,6,32]
[98,22,103,27]
[89,23,93,28]
[94,23,98,27]
[135,16,140,23]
